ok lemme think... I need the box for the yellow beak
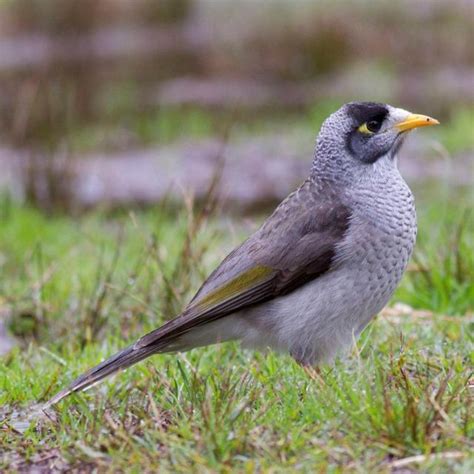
[395,113,440,132]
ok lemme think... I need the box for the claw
[300,364,325,384]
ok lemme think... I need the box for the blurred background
[0,0,472,213]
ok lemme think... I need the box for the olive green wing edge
[136,265,276,348]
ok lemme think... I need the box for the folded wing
[137,180,351,348]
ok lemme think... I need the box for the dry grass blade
[387,450,466,468]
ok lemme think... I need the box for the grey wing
[137,180,351,348]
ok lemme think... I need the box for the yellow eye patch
[358,122,374,135]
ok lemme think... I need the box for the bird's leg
[294,357,325,384]
[303,365,325,384]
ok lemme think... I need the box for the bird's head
[312,101,439,181]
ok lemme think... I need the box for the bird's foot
[301,365,325,385]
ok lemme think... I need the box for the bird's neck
[311,150,402,190]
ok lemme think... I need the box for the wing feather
[137,180,351,349]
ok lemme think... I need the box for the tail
[44,307,227,407]
[44,342,160,408]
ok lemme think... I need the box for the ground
[0,184,472,473]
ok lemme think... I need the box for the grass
[437,107,474,155]
[0,187,472,472]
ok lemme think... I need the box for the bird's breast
[342,179,417,316]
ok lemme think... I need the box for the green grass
[394,186,473,315]
[437,107,474,155]
[0,190,472,472]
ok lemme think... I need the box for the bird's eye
[358,119,383,134]
[367,120,382,133]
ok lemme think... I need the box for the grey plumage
[46,102,438,407]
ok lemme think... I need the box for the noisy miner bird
[46,102,439,406]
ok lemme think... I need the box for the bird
[46,102,439,407]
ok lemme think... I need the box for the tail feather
[44,342,159,408]
[44,310,225,407]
